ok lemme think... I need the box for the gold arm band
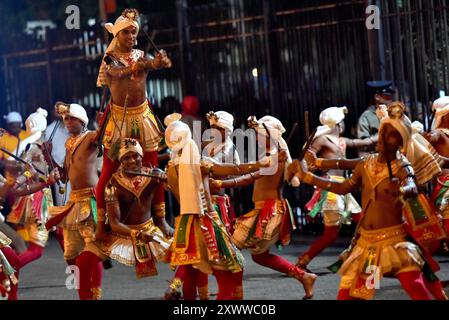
[315,158,324,169]
[153,203,166,211]
[153,203,166,218]
[215,180,223,188]
[97,208,106,222]
[303,172,314,184]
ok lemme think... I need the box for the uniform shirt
[0,130,31,160]
[357,105,379,156]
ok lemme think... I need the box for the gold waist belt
[254,200,285,211]
[69,188,94,202]
[359,224,406,243]
[111,100,149,117]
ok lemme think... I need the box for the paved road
[17,234,449,300]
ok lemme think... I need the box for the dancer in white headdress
[297,106,375,270]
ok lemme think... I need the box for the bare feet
[288,265,317,299]
[300,272,317,299]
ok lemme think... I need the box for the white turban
[118,138,143,161]
[165,119,204,216]
[249,115,297,184]
[60,103,89,127]
[314,106,348,139]
[164,113,182,127]
[207,111,234,132]
[432,96,449,129]
[255,115,286,142]
[104,9,140,55]
[4,111,22,124]
[165,120,192,152]
[13,108,48,157]
[319,106,348,128]
[25,108,48,134]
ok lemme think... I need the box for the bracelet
[303,172,314,184]
[315,158,324,169]
[5,176,15,186]
[97,208,106,222]
[23,171,32,179]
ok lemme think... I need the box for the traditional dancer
[95,8,172,241]
[205,111,241,247]
[0,167,21,300]
[0,231,16,299]
[7,108,54,268]
[297,106,376,270]
[45,103,103,298]
[306,103,445,255]
[291,102,447,300]
[228,115,317,299]
[165,111,242,300]
[426,96,449,236]
[76,138,172,300]
[164,117,258,300]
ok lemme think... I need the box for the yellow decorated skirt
[103,100,162,153]
[170,212,244,274]
[338,224,425,300]
[232,199,294,254]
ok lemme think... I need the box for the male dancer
[230,115,317,299]
[96,8,172,241]
[76,138,172,300]
[292,102,447,300]
[298,106,376,269]
[45,103,103,299]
